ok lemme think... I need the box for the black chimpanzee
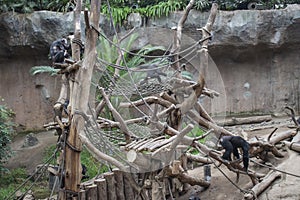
[49,38,70,64]
[220,135,250,172]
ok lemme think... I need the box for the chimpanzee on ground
[49,38,70,64]
[220,135,250,172]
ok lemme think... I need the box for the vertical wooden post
[112,168,126,200]
[63,0,83,198]
[95,178,108,200]
[78,190,86,200]
[103,172,117,200]
[123,173,135,200]
[62,0,102,199]
[86,185,98,200]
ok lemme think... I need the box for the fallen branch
[186,153,212,164]
[219,115,272,126]
[164,160,211,187]
[249,140,284,158]
[269,129,297,145]
[187,110,233,137]
[282,141,300,153]
[244,171,281,200]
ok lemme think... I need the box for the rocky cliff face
[0,5,299,130]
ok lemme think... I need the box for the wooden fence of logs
[79,169,139,200]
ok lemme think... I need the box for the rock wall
[0,5,299,130]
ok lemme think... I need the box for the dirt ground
[5,130,57,174]
[5,117,300,199]
[195,117,300,200]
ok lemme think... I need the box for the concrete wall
[1,5,300,130]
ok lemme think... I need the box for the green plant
[194,0,210,10]
[81,147,109,179]
[0,0,75,13]
[0,99,15,173]
[146,0,186,18]
[0,168,28,199]
[46,0,75,12]
[101,4,133,25]
[30,66,60,76]
[0,0,38,13]
[43,144,106,180]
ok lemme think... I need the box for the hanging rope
[5,151,57,200]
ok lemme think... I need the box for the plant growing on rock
[0,98,15,173]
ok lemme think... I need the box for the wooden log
[112,168,126,200]
[136,137,163,151]
[172,160,184,175]
[283,141,300,153]
[78,190,86,200]
[194,102,215,123]
[103,172,117,200]
[157,104,176,119]
[169,124,194,150]
[151,124,193,158]
[132,138,151,150]
[151,180,164,200]
[219,115,272,126]
[244,171,281,200]
[249,140,284,158]
[123,173,135,200]
[291,131,300,143]
[86,184,98,200]
[59,61,82,74]
[165,165,210,188]
[269,130,297,145]
[202,87,220,98]
[186,153,212,164]
[187,110,233,138]
[138,136,166,151]
[148,137,173,151]
[127,150,161,171]
[94,178,107,200]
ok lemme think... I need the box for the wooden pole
[86,185,98,199]
[63,0,101,198]
[103,172,117,200]
[112,168,126,200]
[62,0,83,198]
[94,178,108,200]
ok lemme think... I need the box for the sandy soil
[5,117,300,199]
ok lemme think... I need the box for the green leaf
[30,66,59,76]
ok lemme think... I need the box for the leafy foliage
[30,66,60,76]
[0,168,28,199]
[43,144,106,180]
[46,0,75,12]
[0,99,15,173]
[1,0,299,22]
[0,0,75,13]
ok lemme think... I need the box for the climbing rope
[250,158,300,178]
[208,156,253,196]
[5,151,57,200]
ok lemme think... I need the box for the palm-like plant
[30,66,60,76]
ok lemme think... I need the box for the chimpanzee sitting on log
[220,135,250,172]
[49,38,70,64]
